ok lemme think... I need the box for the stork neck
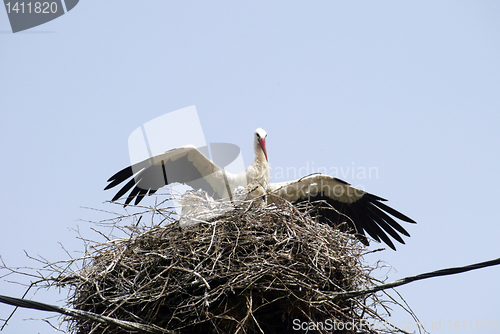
[242,145,267,186]
[254,145,267,162]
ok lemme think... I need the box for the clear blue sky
[1,2,499,333]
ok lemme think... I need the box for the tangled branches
[2,196,421,333]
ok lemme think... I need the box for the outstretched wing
[269,174,416,250]
[105,144,236,206]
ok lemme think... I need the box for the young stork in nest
[105,128,416,250]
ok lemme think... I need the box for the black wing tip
[386,241,397,251]
[104,165,136,190]
[300,191,415,251]
[364,193,417,224]
[363,192,388,202]
[404,217,418,224]
[356,232,400,251]
[362,234,399,251]
[356,234,370,247]
[106,175,116,183]
[369,236,402,251]
[381,235,406,251]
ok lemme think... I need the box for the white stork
[105,128,416,250]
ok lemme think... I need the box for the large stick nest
[59,195,411,334]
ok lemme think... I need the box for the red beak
[259,138,268,161]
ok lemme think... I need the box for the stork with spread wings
[105,128,416,250]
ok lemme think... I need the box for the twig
[1,283,34,331]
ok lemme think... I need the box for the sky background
[1,1,500,333]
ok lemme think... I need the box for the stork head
[254,128,268,161]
